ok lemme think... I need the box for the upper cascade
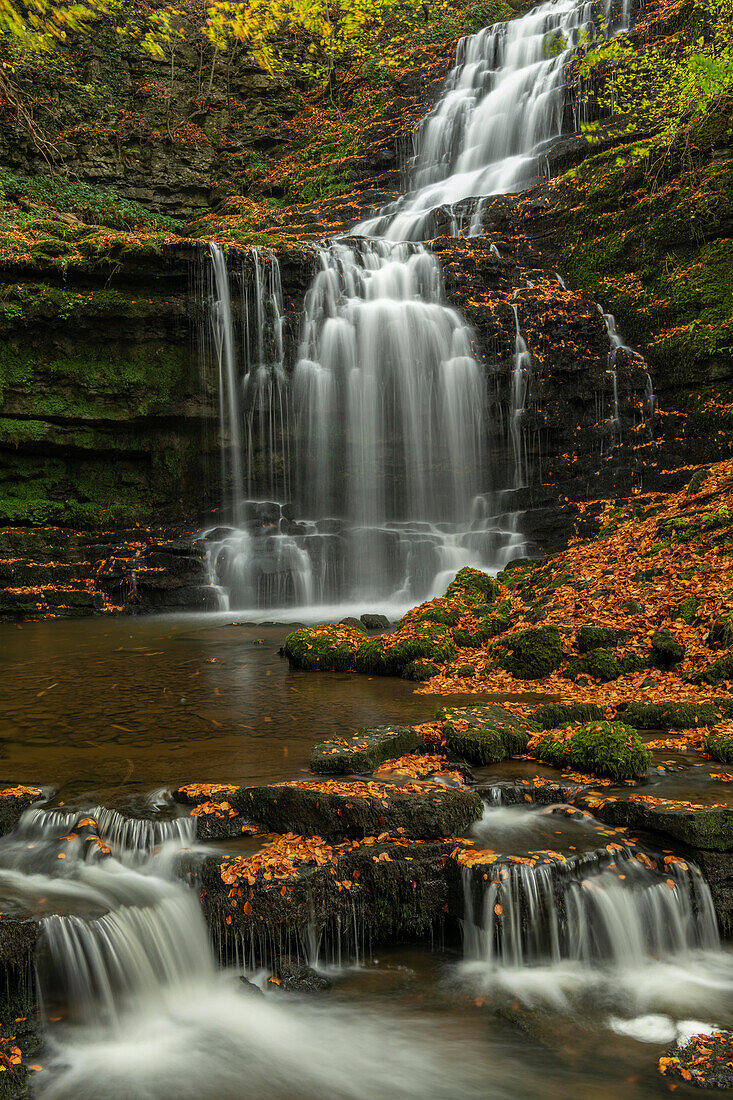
[358,0,631,240]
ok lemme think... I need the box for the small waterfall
[510,304,532,490]
[461,847,720,969]
[358,0,631,241]
[599,306,657,440]
[210,242,244,525]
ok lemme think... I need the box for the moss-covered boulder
[442,705,534,765]
[444,566,498,604]
[452,600,511,647]
[623,701,721,729]
[402,659,440,681]
[577,625,631,652]
[706,728,733,764]
[691,653,733,686]
[651,629,685,667]
[454,663,476,678]
[533,721,651,780]
[231,780,483,839]
[493,625,563,680]
[354,624,456,677]
[564,649,648,682]
[531,702,605,729]
[282,624,362,671]
[310,725,422,775]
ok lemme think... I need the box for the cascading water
[358,0,632,241]
[203,0,639,615]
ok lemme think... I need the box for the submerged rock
[310,725,422,775]
[231,780,483,839]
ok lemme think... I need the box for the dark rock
[310,725,422,775]
[339,616,366,632]
[274,962,332,994]
[686,467,711,495]
[231,781,483,839]
[651,629,685,667]
[0,786,43,836]
[239,976,265,996]
[360,613,390,630]
[660,1030,733,1088]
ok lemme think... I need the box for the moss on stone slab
[442,704,534,765]
[577,624,631,652]
[402,659,440,681]
[444,566,498,603]
[532,702,605,729]
[564,649,649,683]
[310,725,422,775]
[623,701,721,729]
[534,721,651,781]
[282,625,361,671]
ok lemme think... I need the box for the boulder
[493,624,563,680]
[576,625,631,652]
[531,702,604,728]
[0,786,43,837]
[310,725,422,775]
[533,721,651,780]
[360,613,390,630]
[231,780,483,839]
[622,701,721,730]
[651,629,685,667]
[442,705,533,765]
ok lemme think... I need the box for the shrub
[533,721,651,780]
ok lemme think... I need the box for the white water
[204,0,639,614]
[0,809,494,1100]
[358,0,631,241]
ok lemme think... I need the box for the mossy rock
[673,597,700,625]
[534,721,651,781]
[691,653,733,686]
[442,705,534,765]
[412,606,461,627]
[564,649,649,683]
[283,625,360,672]
[705,729,733,764]
[455,663,476,678]
[651,629,685,667]
[339,616,366,632]
[531,702,605,729]
[355,624,455,677]
[622,701,721,730]
[453,600,511,648]
[310,725,422,775]
[493,625,563,680]
[444,566,498,604]
[577,625,631,652]
[710,615,733,648]
[402,659,439,681]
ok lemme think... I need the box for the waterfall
[202,0,641,614]
[510,303,532,489]
[460,847,720,971]
[358,0,630,241]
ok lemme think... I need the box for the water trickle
[510,304,532,490]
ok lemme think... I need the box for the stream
[2,616,732,1097]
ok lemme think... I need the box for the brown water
[0,615,451,804]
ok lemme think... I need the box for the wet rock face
[231,781,483,840]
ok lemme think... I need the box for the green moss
[455,663,476,677]
[691,653,733,686]
[577,625,630,652]
[442,704,533,765]
[622,701,720,729]
[355,637,389,674]
[705,729,733,764]
[452,599,511,647]
[444,566,498,603]
[282,626,360,671]
[492,624,563,680]
[534,721,651,780]
[532,702,605,728]
[402,659,439,681]
[564,649,649,682]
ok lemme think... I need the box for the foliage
[0,171,177,230]
[0,0,115,53]
[577,0,733,140]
